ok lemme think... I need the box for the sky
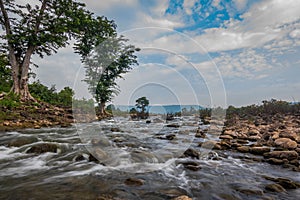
[31,0,300,107]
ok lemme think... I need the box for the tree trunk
[98,102,106,116]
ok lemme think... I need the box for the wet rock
[26,143,58,154]
[250,147,271,155]
[171,195,192,200]
[124,178,144,186]
[8,136,38,147]
[265,184,286,193]
[74,154,86,162]
[237,146,250,153]
[195,129,206,138]
[166,134,176,140]
[110,127,122,132]
[267,158,285,165]
[235,186,264,196]
[274,138,297,149]
[200,140,220,150]
[236,139,249,144]
[263,151,298,161]
[167,123,180,128]
[179,161,201,171]
[223,130,238,138]
[264,176,300,189]
[183,148,199,159]
[289,159,299,167]
[276,178,300,189]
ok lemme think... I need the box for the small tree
[84,36,139,116]
[135,96,149,119]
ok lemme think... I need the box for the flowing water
[0,116,299,200]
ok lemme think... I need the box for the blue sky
[31,0,300,107]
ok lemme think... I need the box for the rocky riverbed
[0,115,299,199]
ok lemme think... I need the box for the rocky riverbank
[0,101,74,131]
[198,113,300,172]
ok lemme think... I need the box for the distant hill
[114,105,203,114]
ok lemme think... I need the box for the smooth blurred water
[0,116,299,200]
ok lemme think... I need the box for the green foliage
[29,81,74,107]
[0,0,116,61]
[0,55,12,93]
[72,98,95,114]
[135,97,149,113]
[226,99,300,121]
[135,97,149,119]
[84,36,139,107]
[0,93,21,109]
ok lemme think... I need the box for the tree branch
[34,0,48,34]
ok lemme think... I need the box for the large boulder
[274,138,297,149]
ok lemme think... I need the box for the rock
[219,135,233,140]
[289,159,299,167]
[146,120,151,124]
[167,124,180,128]
[274,138,297,149]
[110,127,121,132]
[124,178,144,186]
[172,195,192,200]
[223,130,238,138]
[267,158,285,165]
[236,139,249,144]
[264,151,298,161]
[265,184,286,193]
[248,135,261,141]
[279,132,298,141]
[8,136,38,147]
[34,125,41,129]
[166,134,176,140]
[250,147,271,155]
[276,178,300,189]
[237,146,250,153]
[183,148,199,159]
[200,140,220,150]
[74,154,86,162]
[179,161,201,171]
[26,143,58,154]
[195,129,206,138]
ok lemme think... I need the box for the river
[0,116,299,199]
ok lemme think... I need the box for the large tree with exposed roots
[0,0,116,101]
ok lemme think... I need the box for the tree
[135,96,149,119]
[0,0,116,101]
[84,36,139,116]
[0,54,11,93]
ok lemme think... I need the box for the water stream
[0,116,299,199]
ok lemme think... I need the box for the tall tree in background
[84,36,139,116]
[0,0,115,101]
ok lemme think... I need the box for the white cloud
[183,0,197,15]
[233,0,248,11]
[78,0,138,12]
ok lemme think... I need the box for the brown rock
[237,146,250,153]
[248,135,261,141]
[124,178,144,186]
[220,135,233,140]
[250,147,271,155]
[274,138,297,149]
[172,195,192,200]
[279,132,298,141]
[265,184,286,193]
[183,148,199,159]
[267,158,285,165]
[264,151,298,161]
